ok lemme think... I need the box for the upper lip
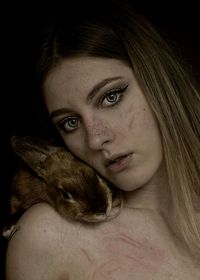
[104,153,132,167]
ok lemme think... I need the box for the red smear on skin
[97,233,167,279]
[110,232,167,264]
[80,247,95,264]
[79,232,168,279]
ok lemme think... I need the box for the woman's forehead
[44,57,132,91]
[43,57,134,113]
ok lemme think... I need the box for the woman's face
[44,57,163,191]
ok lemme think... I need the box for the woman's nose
[85,119,114,150]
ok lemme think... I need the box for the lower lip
[107,154,132,173]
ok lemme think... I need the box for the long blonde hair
[115,9,200,253]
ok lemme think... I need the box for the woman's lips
[106,153,132,173]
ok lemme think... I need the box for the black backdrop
[1,1,199,279]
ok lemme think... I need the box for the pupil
[108,93,116,102]
[69,118,77,127]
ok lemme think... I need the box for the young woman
[6,1,200,279]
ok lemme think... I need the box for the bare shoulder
[6,203,79,280]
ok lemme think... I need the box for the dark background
[1,1,199,279]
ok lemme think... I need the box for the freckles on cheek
[89,125,103,137]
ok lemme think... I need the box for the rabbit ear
[11,136,60,177]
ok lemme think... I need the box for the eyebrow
[50,76,123,120]
[50,108,72,120]
[86,76,123,102]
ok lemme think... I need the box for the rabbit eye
[58,185,73,200]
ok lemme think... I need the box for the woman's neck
[123,165,171,213]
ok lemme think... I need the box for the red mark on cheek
[127,103,135,114]
[126,104,136,130]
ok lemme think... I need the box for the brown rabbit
[3,136,123,239]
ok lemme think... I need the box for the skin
[6,57,200,279]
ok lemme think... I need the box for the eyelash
[57,84,128,133]
[57,116,80,132]
[99,85,128,108]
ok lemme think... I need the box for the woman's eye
[104,92,119,104]
[58,116,80,132]
[101,85,128,107]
